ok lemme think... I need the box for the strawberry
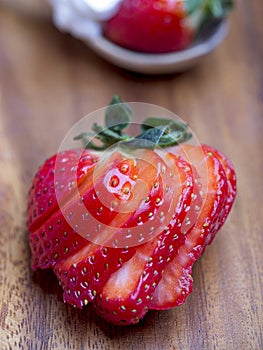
[27,96,236,325]
[103,0,234,53]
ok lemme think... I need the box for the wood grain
[0,1,262,349]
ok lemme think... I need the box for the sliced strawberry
[53,150,190,308]
[27,101,237,326]
[92,155,197,324]
[150,145,228,310]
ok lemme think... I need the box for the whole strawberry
[103,0,233,53]
[27,96,236,325]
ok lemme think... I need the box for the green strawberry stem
[185,0,234,38]
[186,0,234,18]
[74,96,192,150]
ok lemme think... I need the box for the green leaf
[105,95,132,134]
[159,131,183,146]
[123,126,169,150]
[203,0,234,18]
[142,117,188,133]
[185,0,203,15]
[141,117,192,147]
[158,131,192,147]
[93,123,128,142]
[138,125,168,145]
[185,0,234,18]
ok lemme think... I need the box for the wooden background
[0,1,262,349]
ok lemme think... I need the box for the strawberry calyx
[184,0,234,43]
[74,96,192,151]
[185,0,233,18]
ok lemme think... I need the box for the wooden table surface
[0,1,262,349]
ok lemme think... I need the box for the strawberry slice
[202,145,237,244]
[150,145,229,310]
[92,155,197,324]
